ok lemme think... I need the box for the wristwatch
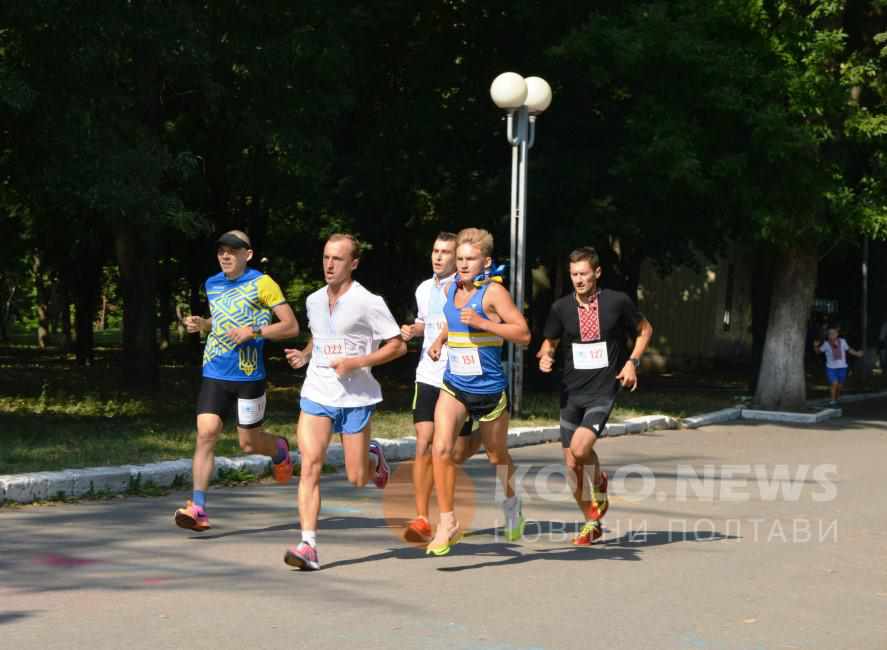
[251,325,263,338]
[629,357,640,368]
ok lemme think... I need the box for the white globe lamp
[490,72,528,110]
[524,76,552,114]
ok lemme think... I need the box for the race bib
[314,336,370,368]
[449,347,483,376]
[423,317,445,339]
[572,342,608,370]
[237,394,266,426]
[313,337,347,368]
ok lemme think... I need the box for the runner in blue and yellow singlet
[174,230,300,532]
[426,227,531,556]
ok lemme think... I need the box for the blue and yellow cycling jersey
[202,268,286,381]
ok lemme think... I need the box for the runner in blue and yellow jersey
[426,228,531,556]
[174,230,300,532]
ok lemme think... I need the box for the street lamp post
[490,72,552,415]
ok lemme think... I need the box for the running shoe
[271,438,294,484]
[284,542,320,571]
[572,520,603,546]
[368,440,389,489]
[174,500,210,532]
[403,517,433,544]
[588,471,609,521]
[503,497,525,542]
[426,524,464,557]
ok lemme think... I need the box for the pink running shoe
[284,542,320,571]
[174,500,210,532]
[368,440,389,489]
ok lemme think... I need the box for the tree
[751,0,887,408]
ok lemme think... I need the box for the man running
[175,230,300,532]
[283,233,407,570]
[400,232,481,543]
[426,227,531,556]
[537,246,653,545]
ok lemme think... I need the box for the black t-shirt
[543,289,644,399]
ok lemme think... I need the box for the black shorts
[197,378,267,429]
[559,392,617,447]
[441,380,508,423]
[413,382,474,436]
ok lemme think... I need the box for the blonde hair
[456,228,494,258]
[327,233,361,259]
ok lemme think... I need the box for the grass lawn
[1,334,755,474]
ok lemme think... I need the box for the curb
[0,416,679,505]
[682,389,887,429]
[683,406,841,429]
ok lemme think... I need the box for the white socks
[301,530,317,547]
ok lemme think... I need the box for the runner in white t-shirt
[815,326,862,406]
[282,234,406,570]
[399,232,481,543]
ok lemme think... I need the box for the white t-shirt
[300,281,401,407]
[413,274,455,387]
[819,338,849,369]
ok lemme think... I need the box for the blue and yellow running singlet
[202,268,285,381]
[442,282,506,394]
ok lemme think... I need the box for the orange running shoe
[587,471,609,521]
[403,517,433,544]
[272,438,294,484]
[572,520,603,546]
[174,500,210,532]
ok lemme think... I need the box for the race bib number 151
[449,347,482,376]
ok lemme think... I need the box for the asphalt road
[2,399,886,650]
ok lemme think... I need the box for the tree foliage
[1,1,886,402]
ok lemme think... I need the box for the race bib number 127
[572,342,608,370]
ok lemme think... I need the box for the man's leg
[428,389,468,554]
[175,413,223,531]
[234,387,293,484]
[570,426,610,546]
[193,413,224,493]
[480,407,525,541]
[238,425,293,484]
[452,419,482,464]
[296,412,333,531]
[404,420,435,543]
[341,424,373,487]
[567,427,604,517]
[285,412,332,570]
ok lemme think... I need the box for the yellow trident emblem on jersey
[239,346,259,376]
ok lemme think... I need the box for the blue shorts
[299,398,375,434]
[825,367,847,385]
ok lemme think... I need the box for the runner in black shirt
[538,246,653,545]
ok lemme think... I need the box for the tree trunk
[0,283,13,341]
[753,247,818,410]
[59,295,72,351]
[157,270,173,351]
[114,222,159,388]
[32,254,51,349]
[71,241,103,366]
[750,247,775,392]
[98,293,107,330]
